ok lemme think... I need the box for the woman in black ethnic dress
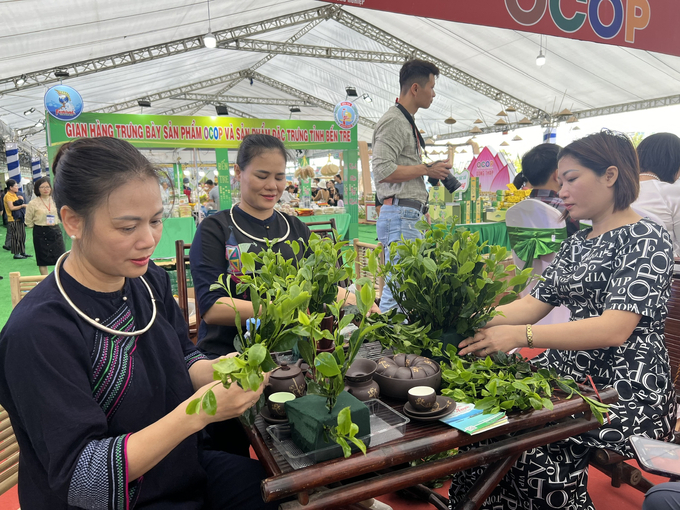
[0,138,275,510]
[190,134,377,456]
[452,131,677,510]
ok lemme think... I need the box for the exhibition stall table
[245,344,618,510]
[459,221,511,253]
[299,213,351,241]
[153,217,196,260]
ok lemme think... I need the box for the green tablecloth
[152,217,197,259]
[458,221,511,253]
[299,213,351,240]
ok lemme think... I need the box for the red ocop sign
[323,0,677,57]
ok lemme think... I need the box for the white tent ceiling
[2,0,680,155]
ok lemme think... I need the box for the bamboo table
[246,376,618,510]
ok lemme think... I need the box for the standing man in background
[205,179,220,210]
[372,59,451,312]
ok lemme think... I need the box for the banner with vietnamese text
[323,0,678,57]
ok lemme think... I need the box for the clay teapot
[267,359,307,398]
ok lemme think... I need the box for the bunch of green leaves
[361,308,441,356]
[187,241,312,417]
[323,406,367,458]
[186,344,271,416]
[380,220,534,339]
[440,346,610,424]
[296,233,356,315]
[297,248,385,413]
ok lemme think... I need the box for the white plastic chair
[506,199,571,326]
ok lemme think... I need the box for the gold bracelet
[526,324,534,349]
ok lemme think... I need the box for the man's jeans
[376,205,424,313]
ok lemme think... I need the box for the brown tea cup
[407,386,437,412]
[267,392,296,418]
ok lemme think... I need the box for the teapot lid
[271,361,302,380]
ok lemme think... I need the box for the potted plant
[287,260,384,457]
[186,242,312,423]
[297,233,356,349]
[379,220,534,351]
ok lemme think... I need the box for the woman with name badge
[25,177,66,274]
[449,131,677,510]
[0,137,275,510]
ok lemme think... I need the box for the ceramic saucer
[403,405,456,422]
[403,396,456,417]
[260,407,288,425]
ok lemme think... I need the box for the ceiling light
[54,69,70,78]
[345,86,358,97]
[361,93,372,103]
[23,107,35,116]
[204,0,217,49]
[496,110,508,117]
[215,105,229,116]
[506,106,517,112]
[444,116,456,125]
[494,118,508,126]
[566,115,579,124]
[473,118,483,124]
[289,106,301,113]
[500,141,510,146]
[536,50,546,67]
[558,108,573,116]
[518,117,532,125]
[419,129,425,134]
[424,137,435,145]
[573,126,581,131]
[470,126,483,134]
[460,149,467,154]
[137,99,152,108]
[204,32,217,48]
[512,135,523,141]
[16,75,27,86]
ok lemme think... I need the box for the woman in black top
[0,137,274,510]
[191,134,369,358]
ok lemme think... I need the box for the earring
[70,235,76,240]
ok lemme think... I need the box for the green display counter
[153,217,197,260]
[458,221,511,253]
[299,213,351,240]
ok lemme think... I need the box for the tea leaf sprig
[324,406,367,459]
[440,346,610,424]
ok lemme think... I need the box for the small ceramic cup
[268,392,296,418]
[408,386,437,412]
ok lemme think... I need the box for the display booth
[45,112,360,258]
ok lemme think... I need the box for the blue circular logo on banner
[334,101,359,130]
[44,85,84,121]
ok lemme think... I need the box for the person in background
[182,177,192,201]
[160,181,170,205]
[372,59,451,312]
[334,174,344,198]
[0,137,274,510]
[450,131,676,510]
[24,177,65,275]
[514,143,579,236]
[326,180,340,206]
[633,132,680,258]
[3,179,31,259]
[280,185,296,204]
[313,183,330,203]
[204,179,220,210]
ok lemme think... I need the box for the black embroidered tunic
[0,262,208,509]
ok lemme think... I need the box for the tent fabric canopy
[2,0,680,153]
